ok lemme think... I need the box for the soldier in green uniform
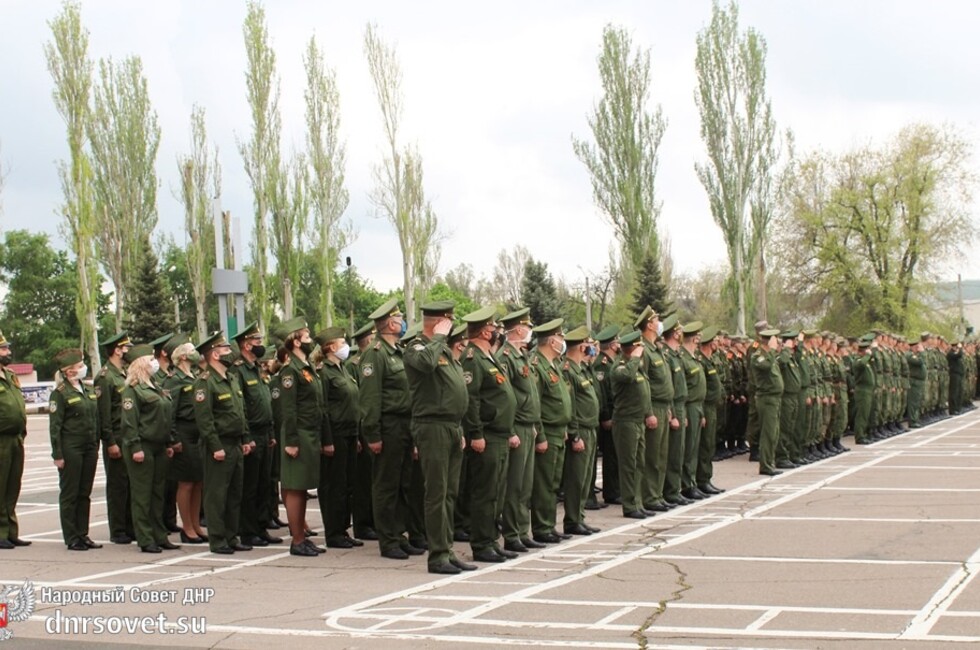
[95,331,135,544]
[460,306,518,562]
[496,308,545,553]
[948,341,965,415]
[232,322,281,548]
[530,319,572,543]
[745,320,770,461]
[49,348,101,551]
[193,331,252,555]
[610,330,653,518]
[561,326,601,536]
[120,345,179,553]
[776,330,802,470]
[348,322,378,541]
[751,329,784,475]
[852,340,876,443]
[635,306,674,511]
[150,333,180,535]
[660,316,690,505]
[679,321,708,500]
[403,301,476,575]
[697,327,725,494]
[0,331,28,550]
[592,325,620,506]
[359,300,421,559]
[315,326,363,549]
[165,341,207,543]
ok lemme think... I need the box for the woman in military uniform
[49,348,101,551]
[277,317,324,557]
[120,345,180,553]
[165,342,207,543]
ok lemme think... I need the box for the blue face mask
[398,319,408,338]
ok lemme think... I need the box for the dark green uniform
[562,358,599,527]
[698,350,722,488]
[120,382,174,549]
[165,369,202,482]
[592,350,618,502]
[639,338,674,507]
[234,359,274,542]
[610,356,651,515]
[852,351,876,442]
[49,380,99,546]
[319,359,360,544]
[663,345,688,501]
[777,348,801,464]
[530,350,572,537]
[346,351,375,539]
[95,363,133,540]
[750,346,783,474]
[906,350,926,427]
[404,333,469,569]
[0,366,26,544]
[679,346,706,493]
[193,368,248,552]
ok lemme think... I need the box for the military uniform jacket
[852,354,876,390]
[0,367,26,437]
[610,357,652,422]
[796,348,812,392]
[121,382,174,453]
[234,359,274,434]
[664,346,689,404]
[711,350,730,403]
[403,333,468,424]
[948,349,964,377]
[592,352,616,423]
[496,341,542,428]
[358,337,411,444]
[49,380,98,460]
[778,349,802,395]
[95,363,126,447]
[563,359,599,436]
[907,351,927,381]
[278,354,324,449]
[641,339,674,405]
[164,368,197,434]
[531,350,572,431]
[750,348,784,396]
[193,368,249,454]
[680,347,706,403]
[700,352,723,405]
[461,342,517,439]
[320,360,360,445]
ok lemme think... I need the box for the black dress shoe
[266,519,281,530]
[289,542,317,557]
[453,530,471,542]
[345,535,364,547]
[409,538,429,550]
[428,562,461,575]
[212,546,235,555]
[450,557,477,571]
[68,540,89,551]
[327,537,355,549]
[604,496,622,505]
[584,524,601,533]
[532,533,562,544]
[245,536,269,547]
[159,541,181,550]
[472,549,507,563]
[83,536,103,549]
[166,523,182,533]
[261,533,283,544]
[304,540,327,553]
[355,528,378,541]
[681,488,705,500]
[381,547,410,560]
[504,540,529,553]
[623,510,647,519]
[141,544,163,553]
[231,542,253,552]
[400,541,425,556]
[775,460,797,470]
[521,537,546,549]
[494,546,519,559]
[645,502,670,512]
[551,529,572,540]
[110,535,133,545]
[759,468,783,476]
[563,523,593,536]
[304,528,318,537]
[180,531,206,544]
[698,484,720,495]
[707,483,725,493]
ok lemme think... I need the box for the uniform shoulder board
[502,347,510,357]
[234,359,244,367]
[56,383,67,393]
[200,370,211,380]
[466,347,474,359]
[531,355,539,366]
[562,361,570,371]
[98,367,108,378]
[413,343,425,351]
[373,341,383,350]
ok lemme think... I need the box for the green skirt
[169,423,203,482]
[279,428,321,490]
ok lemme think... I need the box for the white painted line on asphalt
[745,608,782,631]
[900,543,980,639]
[762,516,980,524]
[825,487,980,492]
[594,605,637,626]
[643,554,958,566]
[864,465,980,471]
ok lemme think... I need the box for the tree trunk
[755,247,768,322]
[324,280,334,328]
[195,300,208,340]
[283,278,293,320]
[734,244,746,336]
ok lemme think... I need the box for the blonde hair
[172,342,196,365]
[127,356,154,387]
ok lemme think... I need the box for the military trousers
[778,392,799,463]
[530,428,565,536]
[124,441,170,548]
[371,414,413,552]
[319,433,357,542]
[240,430,272,539]
[697,401,717,487]
[640,404,670,506]
[0,433,25,540]
[263,424,282,524]
[664,402,688,500]
[203,441,244,551]
[454,452,470,536]
[612,420,645,514]
[102,442,133,538]
[501,423,535,543]
[831,392,848,440]
[467,433,509,553]
[407,458,427,544]
[950,375,964,414]
[597,425,619,502]
[756,394,781,473]
[413,420,463,568]
[58,438,98,545]
[682,401,704,491]
[745,397,759,447]
[853,388,874,442]
[908,380,924,426]
[562,428,596,526]
[352,440,375,537]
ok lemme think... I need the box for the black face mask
[489,331,502,347]
[0,351,10,366]
[218,353,236,368]
[300,341,315,355]
[251,344,266,359]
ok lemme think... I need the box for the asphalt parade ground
[3,409,980,649]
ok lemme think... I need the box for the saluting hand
[434,317,452,336]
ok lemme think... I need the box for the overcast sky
[1,0,978,294]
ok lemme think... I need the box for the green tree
[521,259,561,325]
[572,24,667,283]
[124,235,176,343]
[778,123,976,333]
[425,282,478,319]
[44,0,102,371]
[0,231,83,379]
[303,35,351,328]
[269,152,308,319]
[694,0,778,335]
[88,54,161,330]
[238,0,281,335]
[159,238,216,337]
[177,105,219,339]
[629,251,670,317]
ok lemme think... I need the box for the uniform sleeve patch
[361,364,373,378]
[595,371,605,381]
[122,398,134,411]
[195,389,206,403]
[94,386,102,398]
[463,371,473,385]
[413,343,425,351]
[271,388,281,399]
[282,375,295,388]
[49,401,58,413]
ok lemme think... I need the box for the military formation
[0,307,975,575]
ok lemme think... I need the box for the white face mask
[149,359,161,375]
[656,321,664,337]
[553,339,567,356]
[521,328,532,345]
[76,364,88,381]
[335,343,351,361]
